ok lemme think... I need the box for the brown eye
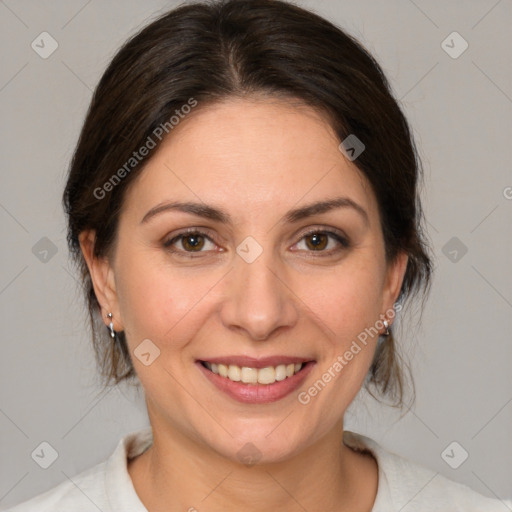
[164,230,217,254]
[181,234,205,251]
[292,229,350,254]
[305,232,328,251]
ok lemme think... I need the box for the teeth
[275,364,287,381]
[241,366,258,384]
[218,363,228,377]
[258,367,275,384]
[227,365,241,381]
[203,361,304,385]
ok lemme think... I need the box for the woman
[6,0,511,510]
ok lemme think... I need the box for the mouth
[196,357,316,404]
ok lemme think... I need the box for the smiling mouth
[200,361,309,385]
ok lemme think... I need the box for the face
[82,97,407,464]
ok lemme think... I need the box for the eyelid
[298,225,346,237]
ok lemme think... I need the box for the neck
[128,418,378,512]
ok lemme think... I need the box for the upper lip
[198,356,314,369]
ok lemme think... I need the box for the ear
[381,251,408,325]
[79,230,123,331]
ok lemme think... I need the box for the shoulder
[2,461,108,512]
[343,431,512,512]
[3,427,153,512]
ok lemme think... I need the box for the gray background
[1,0,511,508]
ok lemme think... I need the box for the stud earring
[107,312,115,338]
[382,319,390,336]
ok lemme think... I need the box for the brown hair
[63,0,432,407]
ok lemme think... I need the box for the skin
[80,97,408,512]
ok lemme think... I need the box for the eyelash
[163,227,350,257]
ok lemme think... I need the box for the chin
[198,417,312,466]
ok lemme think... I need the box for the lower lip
[196,361,316,404]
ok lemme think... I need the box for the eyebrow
[140,197,369,226]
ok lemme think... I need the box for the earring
[107,312,115,338]
[382,319,390,336]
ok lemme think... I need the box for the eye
[292,229,349,254]
[163,229,219,254]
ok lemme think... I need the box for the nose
[219,252,298,341]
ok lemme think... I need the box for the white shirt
[4,427,511,511]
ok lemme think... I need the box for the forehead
[121,97,377,224]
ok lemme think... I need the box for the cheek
[114,248,221,349]
[297,265,384,407]
[295,257,385,340]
